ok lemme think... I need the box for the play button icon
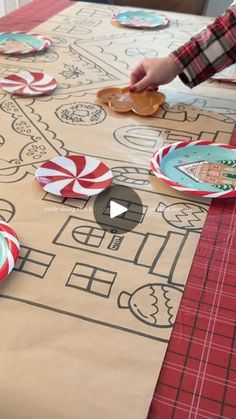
[93,185,145,234]
[110,201,127,219]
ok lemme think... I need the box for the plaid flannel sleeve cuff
[170,6,236,88]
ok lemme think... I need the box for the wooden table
[109,0,207,15]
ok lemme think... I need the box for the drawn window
[72,226,105,247]
[104,199,147,223]
[14,246,55,278]
[43,192,90,210]
[66,263,116,298]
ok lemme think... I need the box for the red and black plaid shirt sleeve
[171,3,236,87]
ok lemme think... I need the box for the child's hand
[130,56,180,92]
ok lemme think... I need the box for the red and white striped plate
[0,70,57,96]
[151,140,236,198]
[0,221,20,282]
[0,32,51,55]
[35,155,113,198]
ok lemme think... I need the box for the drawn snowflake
[60,64,84,79]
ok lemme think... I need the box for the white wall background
[0,0,31,17]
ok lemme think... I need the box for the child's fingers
[130,75,151,92]
[130,65,146,85]
[147,84,159,91]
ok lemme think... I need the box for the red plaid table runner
[1,1,235,418]
[148,129,236,419]
[148,196,236,418]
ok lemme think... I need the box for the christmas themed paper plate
[112,10,169,29]
[0,32,51,55]
[97,86,165,116]
[151,140,236,198]
[0,70,57,97]
[0,221,20,282]
[211,63,236,83]
[35,155,113,198]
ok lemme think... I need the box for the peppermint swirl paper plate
[0,70,57,96]
[0,32,51,55]
[35,155,113,198]
[112,10,169,29]
[151,140,236,198]
[0,221,20,282]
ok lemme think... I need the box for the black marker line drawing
[62,48,118,89]
[162,89,236,120]
[0,97,66,182]
[14,245,55,279]
[156,202,207,232]
[81,40,129,66]
[118,283,183,328]
[113,125,227,154]
[0,294,169,342]
[60,63,85,79]
[53,215,194,285]
[52,23,92,36]
[0,134,5,146]
[42,192,91,210]
[0,199,16,222]
[69,43,128,84]
[125,47,158,59]
[103,198,147,224]
[66,262,117,298]
[6,49,59,63]
[112,166,152,186]
[161,102,235,124]
[76,6,117,19]
[72,224,106,248]
[55,102,106,125]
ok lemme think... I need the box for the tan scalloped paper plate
[97,86,165,116]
